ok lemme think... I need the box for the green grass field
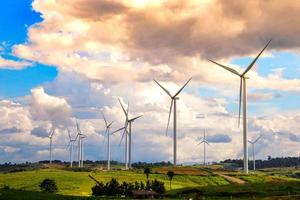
[0,165,299,199]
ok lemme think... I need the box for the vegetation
[39,178,58,193]
[143,167,151,180]
[0,164,300,199]
[167,171,175,189]
[222,156,300,169]
[90,177,165,197]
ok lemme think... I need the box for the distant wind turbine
[197,129,210,165]
[248,135,262,171]
[209,40,271,173]
[154,78,192,165]
[101,111,125,170]
[48,126,55,164]
[75,121,87,168]
[67,128,76,168]
[118,99,142,169]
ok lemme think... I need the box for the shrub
[91,178,165,197]
[39,178,58,193]
[151,179,166,194]
[105,178,120,196]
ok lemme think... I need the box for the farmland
[0,165,300,199]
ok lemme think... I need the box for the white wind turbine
[209,40,271,173]
[67,128,76,168]
[248,135,262,171]
[197,129,210,165]
[154,78,192,165]
[118,99,142,169]
[48,126,55,164]
[75,121,87,168]
[101,111,125,170]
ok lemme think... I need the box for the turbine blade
[166,99,174,136]
[101,111,108,127]
[67,128,71,140]
[66,141,71,150]
[209,59,241,76]
[242,39,272,76]
[254,135,263,143]
[119,130,126,146]
[198,141,204,145]
[130,115,143,122]
[76,121,81,134]
[118,98,128,117]
[205,141,210,145]
[174,77,192,97]
[108,121,114,128]
[111,127,125,135]
[238,77,242,128]
[153,79,172,98]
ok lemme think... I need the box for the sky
[0,0,300,164]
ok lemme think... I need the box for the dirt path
[217,173,246,184]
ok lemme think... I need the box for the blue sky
[0,0,299,163]
[0,0,57,98]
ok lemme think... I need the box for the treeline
[132,161,173,168]
[222,156,300,169]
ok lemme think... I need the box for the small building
[132,190,158,199]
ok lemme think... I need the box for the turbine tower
[75,121,87,168]
[248,135,262,171]
[101,111,125,170]
[48,126,55,164]
[209,40,271,173]
[154,78,192,165]
[197,129,210,165]
[118,99,142,169]
[67,128,76,168]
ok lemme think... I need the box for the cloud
[29,87,72,126]
[31,126,50,138]
[0,57,32,69]
[10,0,300,93]
[206,134,232,143]
[0,127,22,134]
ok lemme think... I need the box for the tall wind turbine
[197,129,210,165]
[67,128,76,168]
[154,78,192,165]
[118,99,142,169]
[209,40,271,173]
[75,121,87,168]
[48,126,55,164]
[248,135,262,171]
[101,111,125,170]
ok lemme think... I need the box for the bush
[39,178,58,193]
[151,179,166,194]
[91,178,165,197]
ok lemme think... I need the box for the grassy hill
[0,165,299,199]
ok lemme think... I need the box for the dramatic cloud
[11,0,300,91]
[29,87,72,126]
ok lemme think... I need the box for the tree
[144,167,151,181]
[167,171,175,190]
[39,178,58,193]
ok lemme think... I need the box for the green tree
[39,178,58,193]
[144,167,151,181]
[167,171,175,190]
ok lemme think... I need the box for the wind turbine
[154,78,192,165]
[118,99,142,169]
[197,129,210,165]
[75,121,87,168]
[101,111,125,170]
[208,40,271,173]
[248,135,262,171]
[67,128,76,168]
[48,126,55,164]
